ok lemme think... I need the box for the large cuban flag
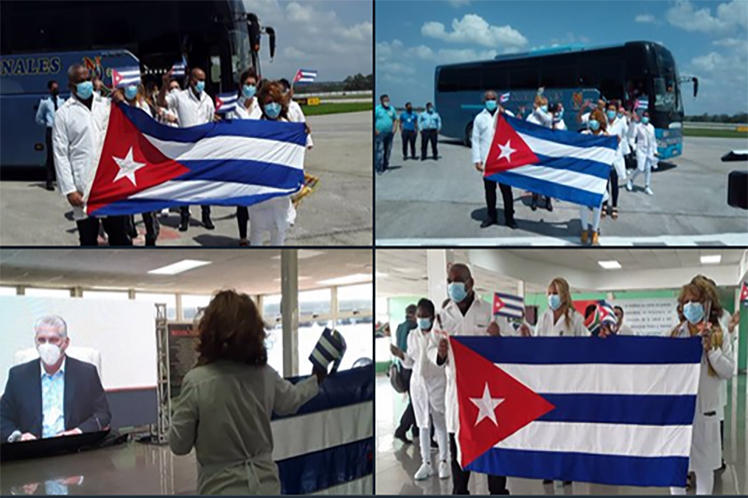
[85,103,306,216]
[451,335,702,487]
[273,365,373,494]
[484,114,617,208]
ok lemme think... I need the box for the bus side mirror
[266,27,276,61]
[692,77,698,98]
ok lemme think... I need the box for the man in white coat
[53,64,132,246]
[280,79,313,150]
[626,111,656,195]
[430,263,509,495]
[473,91,517,230]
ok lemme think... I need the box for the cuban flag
[584,301,617,336]
[111,66,141,88]
[293,69,318,84]
[215,92,238,114]
[171,61,186,77]
[273,365,373,494]
[309,328,347,374]
[84,103,306,216]
[636,98,649,110]
[500,92,510,103]
[740,281,748,306]
[451,335,702,487]
[484,114,617,208]
[492,292,524,319]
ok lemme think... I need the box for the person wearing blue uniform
[375,94,398,174]
[399,102,419,160]
[35,80,66,191]
[418,103,441,161]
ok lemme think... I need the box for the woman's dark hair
[417,298,435,317]
[195,290,268,367]
[239,68,259,86]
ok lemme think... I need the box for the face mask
[683,301,705,325]
[417,317,432,330]
[75,81,94,100]
[540,105,548,112]
[125,85,138,100]
[557,109,564,119]
[617,112,624,119]
[264,102,282,119]
[194,81,205,94]
[485,100,498,111]
[428,108,434,114]
[38,342,62,366]
[548,294,561,311]
[641,117,650,124]
[170,88,179,95]
[406,107,412,113]
[589,119,600,131]
[448,282,468,303]
[242,84,256,99]
[382,101,390,108]
[607,110,616,120]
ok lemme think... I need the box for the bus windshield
[651,46,682,114]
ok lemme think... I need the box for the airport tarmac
[375,135,748,246]
[0,111,372,246]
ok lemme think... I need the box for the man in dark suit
[1,315,111,442]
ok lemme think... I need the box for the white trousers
[630,154,654,188]
[580,206,602,232]
[669,468,714,495]
[419,410,449,465]
[250,225,285,246]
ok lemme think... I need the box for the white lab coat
[402,328,446,429]
[671,321,734,471]
[52,93,111,220]
[166,88,215,127]
[552,118,567,131]
[169,360,319,495]
[428,296,495,433]
[288,100,313,148]
[228,96,262,120]
[607,117,628,178]
[534,307,590,337]
[123,98,153,118]
[717,310,735,420]
[634,122,656,171]
[526,108,552,128]
[618,117,631,155]
[617,322,636,336]
[471,109,498,164]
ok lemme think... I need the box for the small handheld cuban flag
[309,328,347,374]
[584,301,617,336]
[500,92,510,103]
[171,61,186,78]
[111,66,141,88]
[293,69,318,84]
[492,292,524,319]
[740,281,748,306]
[636,98,649,110]
[215,92,238,114]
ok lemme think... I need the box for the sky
[376,0,748,115]
[242,0,372,82]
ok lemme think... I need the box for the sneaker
[626,181,633,192]
[414,462,433,481]
[645,187,654,196]
[438,461,451,480]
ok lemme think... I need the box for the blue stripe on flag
[117,102,307,146]
[506,114,618,150]
[452,336,703,365]
[486,170,604,208]
[538,393,697,425]
[534,154,612,179]
[467,448,688,487]
[496,303,524,312]
[177,159,303,189]
[277,438,373,495]
[494,292,523,302]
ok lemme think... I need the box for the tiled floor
[375,374,747,495]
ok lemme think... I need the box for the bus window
[229,28,251,81]
[456,64,482,91]
[508,63,538,89]
[483,64,508,91]
[437,67,459,92]
[653,77,676,112]
[540,53,577,88]
[210,55,221,84]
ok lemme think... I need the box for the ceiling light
[147,260,211,275]
[317,273,372,286]
[700,255,721,264]
[598,260,622,270]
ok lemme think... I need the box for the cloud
[421,14,528,49]
[336,21,373,41]
[377,40,497,66]
[444,0,471,7]
[684,42,748,114]
[283,46,306,59]
[666,0,746,35]
[634,14,657,24]
[713,37,744,47]
[691,52,727,72]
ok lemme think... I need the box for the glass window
[508,63,538,90]
[335,316,374,371]
[263,294,282,324]
[182,294,212,321]
[0,286,17,295]
[299,288,331,316]
[135,292,177,320]
[82,290,130,301]
[24,288,71,298]
[338,283,373,313]
[653,77,676,112]
[266,323,284,374]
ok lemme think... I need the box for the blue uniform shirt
[375,104,397,134]
[35,95,66,128]
[418,110,442,130]
[399,111,418,131]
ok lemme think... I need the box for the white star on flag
[497,140,516,163]
[470,383,505,427]
[113,147,147,186]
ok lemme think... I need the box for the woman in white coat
[668,277,734,495]
[579,108,610,246]
[627,111,657,195]
[520,277,589,338]
[527,95,554,212]
[602,103,626,220]
[390,298,450,481]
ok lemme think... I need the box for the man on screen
[1,315,111,442]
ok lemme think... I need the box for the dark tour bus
[435,41,695,159]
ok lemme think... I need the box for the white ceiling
[0,249,372,295]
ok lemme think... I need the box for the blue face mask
[75,81,94,100]
[589,119,600,131]
[125,85,138,101]
[242,84,256,99]
[428,108,434,114]
[607,110,616,120]
[417,317,432,330]
[540,105,548,112]
[485,100,497,111]
[683,301,705,325]
[642,117,650,124]
[448,282,468,303]
[264,102,282,119]
[193,80,205,94]
[617,112,624,119]
[557,109,564,119]
[548,294,561,310]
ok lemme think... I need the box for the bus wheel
[464,122,473,148]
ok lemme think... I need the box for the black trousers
[45,128,55,182]
[603,170,619,209]
[180,205,211,218]
[237,206,249,240]
[142,212,160,245]
[484,180,514,222]
[76,216,132,247]
[421,129,438,159]
[402,130,417,158]
[450,433,508,494]
[396,368,416,435]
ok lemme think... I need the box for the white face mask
[38,342,62,366]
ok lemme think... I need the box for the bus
[0,0,275,169]
[434,41,697,159]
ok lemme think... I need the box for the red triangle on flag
[483,114,539,178]
[452,337,555,468]
[492,294,505,315]
[740,282,748,302]
[87,103,190,214]
[215,96,224,111]
[111,69,122,88]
